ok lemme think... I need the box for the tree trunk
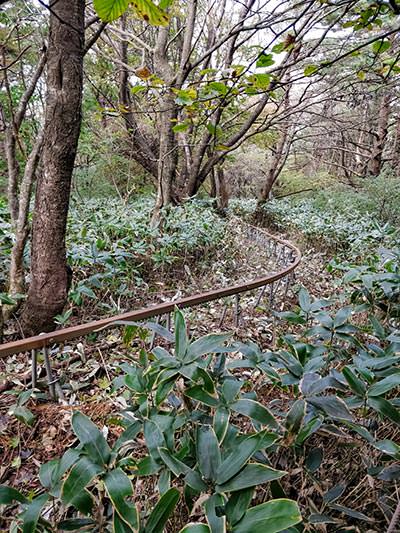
[392,115,400,176]
[21,0,85,335]
[368,91,390,177]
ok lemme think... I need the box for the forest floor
[1,207,397,532]
[0,218,332,489]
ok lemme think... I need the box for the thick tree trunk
[152,92,178,224]
[368,91,390,177]
[21,0,84,335]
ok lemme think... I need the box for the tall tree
[21,0,85,334]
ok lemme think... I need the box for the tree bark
[21,0,85,335]
[368,90,390,177]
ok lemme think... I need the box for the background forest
[0,0,400,532]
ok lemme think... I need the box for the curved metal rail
[0,221,301,359]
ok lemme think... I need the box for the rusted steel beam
[0,229,301,358]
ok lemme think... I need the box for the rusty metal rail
[0,221,301,360]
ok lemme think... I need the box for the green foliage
[2,235,400,529]
[94,0,169,25]
[229,182,399,257]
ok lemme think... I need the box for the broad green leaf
[233,498,302,532]
[0,485,28,504]
[104,468,139,531]
[216,432,270,485]
[158,447,190,476]
[295,417,322,445]
[184,469,208,492]
[208,81,228,95]
[57,518,96,531]
[214,407,230,443]
[21,494,49,533]
[61,457,103,514]
[94,0,170,25]
[205,493,226,532]
[304,64,318,76]
[175,308,188,359]
[172,122,190,133]
[368,375,400,397]
[231,399,279,429]
[114,512,137,533]
[285,399,306,434]
[225,489,254,525]
[307,396,352,421]
[71,411,111,466]
[179,525,211,533]
[298,287,311,313]
[185,385,219,407]
[368,396,400,426]
[342,367,366,397]
[256,53,274,68]
[372,39,391,54]
[93,0,129,21]
[374,439,400,458]
[144,488,180,533]
[10,406,35,427]
[323,483,346,504]
[216,464,286,493]
[196,426,221,481]
[187,334,230,360]
[144,420,165,461]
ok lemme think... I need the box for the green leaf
[187,334,230,360]
[61,457,103,514]
[57,519,96,531]
[372,39,391,54]
[225,489,254,525]
[0,485,28,504]
[104,468,139,531]
[144,420,166,461]
[196,426,221,481]
[369,375,400,397]
[172,122,190,133]
[233,499,302,532]
[158,447,190,476]
[185,385,219,407]
[71,411,111,466]
[368,396,400,426]
[175,308,189,359]
[216,464,286,493]
[205,493,226,532]
[0,293,17,305]
[256,53,275,68]
[214,407,230,443]
[208,81,228,95]
[304,64,318,76]
[285,399,306,434]
[179,525,211,533]
[307,396,353,421]
[9,406,35,427]
[231,399,279,429]
[342,367,366,397]
[216,432,271,485]
[295,417,322,446]
[93,0,129,21]
[94,0,170,25]
[144,488,180,533]
[374,439,400,458]
[21,494,49,533]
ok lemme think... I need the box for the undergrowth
[1,243,399,532]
